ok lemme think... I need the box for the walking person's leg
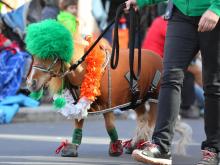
[151,10,199,153]
[132,8,199,165]
[196,22,220,165]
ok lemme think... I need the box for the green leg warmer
[72,128,82,145]
[107,128,118,142]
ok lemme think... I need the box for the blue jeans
[194,83,204,111]
[103,24,114,45]
[152,7,220,153]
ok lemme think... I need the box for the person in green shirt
[126,0,220,165]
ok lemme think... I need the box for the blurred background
[0,1,205,164]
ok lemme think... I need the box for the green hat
[25,19,73,63]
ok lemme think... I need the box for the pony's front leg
[103,112,123,156]
[73,119,84,145]
[60,119,84,157]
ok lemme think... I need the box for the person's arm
[198,0,220,32]
[209,0,220,16]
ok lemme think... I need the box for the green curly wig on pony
[25,19,74,106]
[25,19,73,63]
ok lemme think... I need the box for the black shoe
[132,141,172,165]
[196,147,219,165]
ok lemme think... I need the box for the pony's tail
[174,116,193,155]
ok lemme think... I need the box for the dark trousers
[152,7,220,153]
[181,71,196,109]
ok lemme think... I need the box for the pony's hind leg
[60,119,84,157]
[124,103,157,154]
[135,102,157,142]
[103,112,123,157]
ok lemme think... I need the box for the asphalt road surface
[0,117,206,165]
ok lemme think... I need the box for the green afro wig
[25,19,73,63]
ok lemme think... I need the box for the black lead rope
[67,3,142,109]
[69,3,126,71]
[128,7,142,89]
[69,17,115,71]
[111,5,142,88]
[69,2,142,92]
[110,3,126,69]
[111,4,142,108]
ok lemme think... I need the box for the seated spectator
[41,0,60,20]
[142,15,167,58]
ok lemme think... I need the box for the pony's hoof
[61,143,79,157]
[123,139,147,154]
[109,140,123,157]
[125,147,133,154]
[123,139,134,154]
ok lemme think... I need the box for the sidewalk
[13,104,130,123]
[13,104,66,123]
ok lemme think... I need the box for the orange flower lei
[80,36,105,102]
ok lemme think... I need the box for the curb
[13,105,130,123]
[13,105,66,123]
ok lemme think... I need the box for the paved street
[0,117,205,165]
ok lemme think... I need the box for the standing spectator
[26,0,59,24]
[126,0,220,165]
[41,0,60,20]
[142,15,167,58]
[92,0,126,44]
[57,0,78,34]
[92,0,109,32]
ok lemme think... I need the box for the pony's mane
[71,31,89,64]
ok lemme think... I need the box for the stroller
[0,0,59,48]
[0,0,46,49]
[0,0,47,99]
[0,0,60,123]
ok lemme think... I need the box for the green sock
[107,128,118,142]
[72,128,82,145]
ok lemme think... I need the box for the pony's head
[25,19,73,92]
[27,56,63,92]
